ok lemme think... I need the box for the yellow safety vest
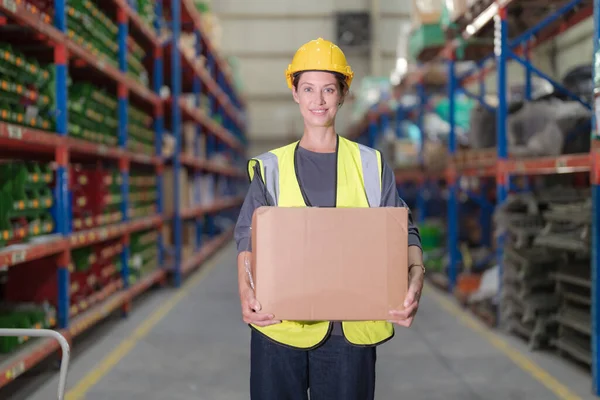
[247,135,395,349]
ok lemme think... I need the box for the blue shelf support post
[117,7,131,291]
[171,0,183,287]
[54,0,70,330]
[524,42,532,101]
[153,0,165,270]
[194,29,204,250]
[205,53,216,239]
[447,53,459,292]
[495,7,510,324]
[592,0,600,393]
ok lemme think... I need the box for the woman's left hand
[389,266,424,328]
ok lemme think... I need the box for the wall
[213,0,412,156]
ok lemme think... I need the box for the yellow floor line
[65,257,222,400]
[425,283,583,400]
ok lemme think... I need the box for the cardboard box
[411,0,444,26]
[251,207,408,321]
[444,0,468,22]
[162,167,190,214]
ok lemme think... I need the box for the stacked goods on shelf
[0,162,54,247]
[0,302,56,353]
[162,163,216,212]
[180,33,198,61]
[127,0,156,27]
[127,37,149,87]
[466,67,592,155]
[163,167,189,215]
[507,98,591,158]
[495,192,560,349]
[3,240,123,327]
[4,0,53,24]
[440,0,468,31]
[494,187,591,361]
[69,83,119,146]
[68,240,123,314]
[533,192,592,367]
[70,165,122,231]
[0,43,54,131]
[69,82,155,154]
[66,0,149,87]
[129,229,158,284]
[129,171,157,219]
[191,0,222,51]
[408,0,445,62]
[66,0,118,65]
[128,105,155,156]
[183,122,206,157]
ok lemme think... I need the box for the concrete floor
[1,243,596,400]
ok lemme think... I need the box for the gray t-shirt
[234,145,422,335]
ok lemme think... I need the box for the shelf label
[10,251,26,264]
[5,361,25,381]
[2,0,17,13]
[97,145,108,154]
[555,158,566,169]
[7,124,22,140]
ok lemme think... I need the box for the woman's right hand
[240,288,281,327]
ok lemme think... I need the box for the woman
[234,37,425,400]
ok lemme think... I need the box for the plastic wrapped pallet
[423,140,448,171]
[508,98,592,158]
[531,191,591,366]
[468,104,496,149]
[494,193,560,350]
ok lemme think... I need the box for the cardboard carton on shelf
[250,207,409,321]
[183,123,207,156]
[162,167,190,215]
[412,0,445,26]
[442,0,468,24]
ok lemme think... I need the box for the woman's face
[293,71,344,128]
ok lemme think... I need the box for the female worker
[234,37,425,400]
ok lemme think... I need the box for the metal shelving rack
[349,0,600,394]
[0,0,246,390]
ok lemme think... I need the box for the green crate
[408,23,446,62]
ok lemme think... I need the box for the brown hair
[292,71,349,106]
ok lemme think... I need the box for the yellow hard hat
[285,37,354,90]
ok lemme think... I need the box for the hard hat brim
[285,67,354,90]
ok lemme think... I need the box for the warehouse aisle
[17,244,595,400]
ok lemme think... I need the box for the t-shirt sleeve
[234,163,270,253]
[379,158,422,250]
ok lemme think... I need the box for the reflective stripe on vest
[246,136,394,349]
[249,138,382,208]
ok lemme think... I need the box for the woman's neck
[299,126,337,153]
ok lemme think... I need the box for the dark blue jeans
[250,329,377,400]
